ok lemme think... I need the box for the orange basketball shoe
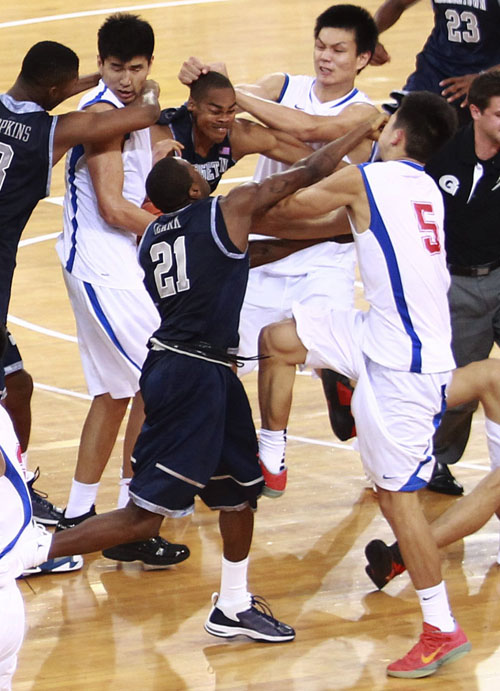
[259,460,287,498]
[387,622,471,678]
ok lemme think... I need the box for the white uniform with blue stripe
[293,160,455,491]
[238,75,373,373]
[56,81,159,398]
[57,81,151,289]
[0,406,31,690]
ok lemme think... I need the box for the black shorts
[129,350,263,516]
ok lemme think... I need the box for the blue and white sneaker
[21,554,84,576]
[204,593,295,643]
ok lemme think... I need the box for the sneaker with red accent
[387,622,471,678]
[365,539,406,589]
[320,369,356,441]
[259,460,287,498]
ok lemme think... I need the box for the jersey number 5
[150,236,190,298]
[413,202,441,254]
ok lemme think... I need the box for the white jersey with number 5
[355,160,455,374]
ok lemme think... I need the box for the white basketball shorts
[62,269,160,399]
[293,303,452,491]
[238,258,355,376]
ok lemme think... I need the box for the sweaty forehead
[197,86,236,106]
[316,26,356,46]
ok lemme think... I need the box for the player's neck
[7,80,39,107]
[312,79,355,104]
[193,127,217,157]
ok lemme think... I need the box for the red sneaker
[387,623,471,678]
[259,461,287,498]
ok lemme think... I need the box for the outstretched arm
[236,88,377,142]
[221,112,385,249]
[52,80,160,164]
[230,118,312,163]
[65,72,100,98]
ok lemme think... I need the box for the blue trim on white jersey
[84,282,142,371]
[358,163,423,373]
[0,448,32,559]
[277,74,290,103]
[83,83,114,109]
[65,144,85,273]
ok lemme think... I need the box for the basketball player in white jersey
[0,321,83,689]
[56,14,189,567]
[252,92,485,678]
[178,5,379,487]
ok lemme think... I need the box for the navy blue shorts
[129,350,263,516]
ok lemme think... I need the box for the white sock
[259,428,286,474]
[117,477,131,509]
[486,417,500,469]
[65,479,99,518]
[417,581,455,632]
[216,556,251,618]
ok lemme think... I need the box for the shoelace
[250,595,277,621]
[27,467,51,502]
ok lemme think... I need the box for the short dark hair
[394,92,458,163]
[21,41,79,87]
[468,70,500,112]
[314,4,378,56]
[190,71,234,102]
[146,157,193,212]
[98,13,154,63]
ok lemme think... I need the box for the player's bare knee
[258,321,285,360]
[5,368,34,401]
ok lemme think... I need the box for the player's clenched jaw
[189,87,237,145]
[98,55,152,106]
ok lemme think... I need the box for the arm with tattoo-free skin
[52,80,161,165]
[220,112,385,251]
[235,87,377,145]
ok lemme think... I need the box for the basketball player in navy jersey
[178,6,379,487]
[371,0,500,122]
[0,40,160,529]
[7,112,385,643]
[151,71,313,193]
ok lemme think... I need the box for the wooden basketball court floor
[3,0,500,688]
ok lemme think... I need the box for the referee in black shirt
[424,71,500,495]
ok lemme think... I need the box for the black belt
[448,258,500,277]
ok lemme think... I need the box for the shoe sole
[22,557,84,576]
[204,621,295,643]
[32,516,61,526]
[387,642,471,678]
[101,552,189,570]
[262,486,285,498]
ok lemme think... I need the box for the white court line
[34,382,92,400]
[7,315,77,343]
[288,433,355,452]
[0,0,230,29]
[19,232,60,248]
